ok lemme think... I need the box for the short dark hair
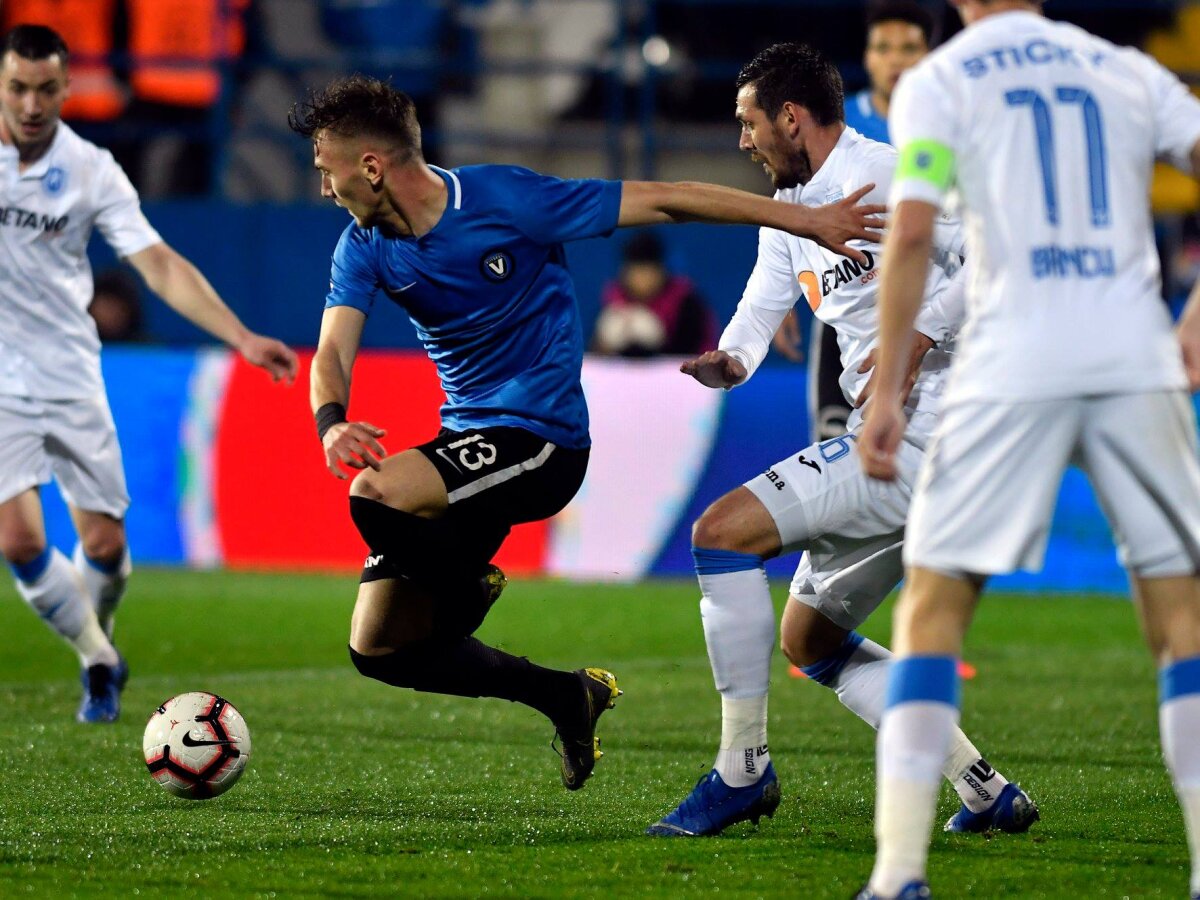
[866,1,935,46]
[2,24,69,64]
[735,43,844,126]
[288,74,421,157]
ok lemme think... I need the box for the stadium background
[32,0,1200,590]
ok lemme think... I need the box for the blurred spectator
[592,232,715,358]
[117,0,251,196]
[88,270,144,343]
[1,0,125,122]
[844,0,934,144]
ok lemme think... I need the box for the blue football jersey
[325,165,623,449]
[844,89,891,145]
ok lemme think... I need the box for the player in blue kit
[289,74,884,790]
[843,1,934,146]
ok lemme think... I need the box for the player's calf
[349,638,621,788]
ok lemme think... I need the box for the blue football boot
[944,782,1039,833]
[646,763,781,836]
[77,655,129,723]
[852,880,931,899]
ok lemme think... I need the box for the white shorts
[745,430,926,631]
[906,391,1200,578]
[0,393,130,518]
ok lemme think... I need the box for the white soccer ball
[143,692,252,799]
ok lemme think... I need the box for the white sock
[818,635,1008,812]
[72,542,131,639]
[697,562,775,787]
[1160,671,1200,896]
[869,656,959,897]
[15,548,119,668]
[715,695,770,787]
[946,752,1010,813]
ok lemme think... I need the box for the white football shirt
[890,10,1200,404]
[721,127,967,438]
[0,122,162,399]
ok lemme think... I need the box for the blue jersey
[325,165,623,450]
[844,89,891,145]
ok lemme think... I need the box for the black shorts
[357,426,588,634]
[418,425,589,526]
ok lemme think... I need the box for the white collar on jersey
[429,165,462,210]
[3,121,70,180]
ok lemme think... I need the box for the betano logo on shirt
[796,249,876,310]
[0,205,69,233]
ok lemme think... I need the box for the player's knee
[780,621,842,668]
[349,469,386,502]
[79,533,125,567]
[348,642,431,688]
[691,506,742,553]
[692,489,779,557]
[0,532,45,567]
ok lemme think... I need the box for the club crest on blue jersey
[43,166,67,197]
[480,249,513,282]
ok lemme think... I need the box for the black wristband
[315,402,347,442]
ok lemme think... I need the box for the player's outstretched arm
[617,181,885,265]
[312,306,388,480]
[127,242,298,384]
[859,199,937,482]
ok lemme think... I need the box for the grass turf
[0,570,1187,898]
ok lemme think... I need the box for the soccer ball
[142,692,252,799]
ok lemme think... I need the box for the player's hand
[859,398,907,481]
[854,332,936,408]
[239,334,299,385]
[322,421,388,480]
[792,183,886,266]
[771,310,805,363]
[1178,320,1200,391]
[680,350,748,389]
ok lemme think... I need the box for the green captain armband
[896,139,956,191]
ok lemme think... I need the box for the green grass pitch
[0,570,1188,898]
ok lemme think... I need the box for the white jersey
[889,10,1200,404]
[0,123,161,400]
[720,127,967,439]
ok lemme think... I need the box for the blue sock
[81,552,122,575]
[10,546,52,584]
[887,655,960,709]
[691,546,762,575]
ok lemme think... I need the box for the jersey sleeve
[92,150,162,259]
[914,254,971,344]
[889,62,961,211]
[719,226,799,382]
[506,169,623,244]
[325,223,379,314]
[1133,50,1200,173]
